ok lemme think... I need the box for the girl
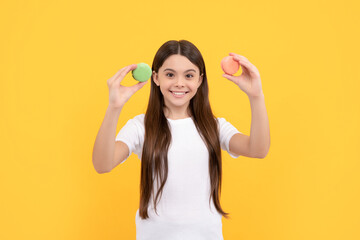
[92,40,270,240]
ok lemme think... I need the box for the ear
[198,73,203,86]
[152,71,160,86]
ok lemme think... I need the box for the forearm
[248,92,270,158]
[92,105,123,173]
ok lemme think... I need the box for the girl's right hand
[106,64,149,109]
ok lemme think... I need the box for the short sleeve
[115,114,145,164]
[217,117,242,158]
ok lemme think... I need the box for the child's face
[153,54,203,112]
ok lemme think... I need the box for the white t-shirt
[115,114,242,240]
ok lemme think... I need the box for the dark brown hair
[139,40,229,220]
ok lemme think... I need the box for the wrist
[248,91,264,101]
[107,104,123,113]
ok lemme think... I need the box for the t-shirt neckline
[166,117,193,123]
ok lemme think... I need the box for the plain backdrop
[1,0,359,239]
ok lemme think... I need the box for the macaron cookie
[132,63,152,82]
[221,56,240,75]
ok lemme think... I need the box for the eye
[186,74,193,78]
[166,73,174,77]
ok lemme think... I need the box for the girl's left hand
[222,53,263,98]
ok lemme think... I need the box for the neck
[164,105,191,120]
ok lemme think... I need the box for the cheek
[191,83,201,91]
[159,85,170,94]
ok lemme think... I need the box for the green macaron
[132,63,152,82]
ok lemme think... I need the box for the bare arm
[228,93,270,158]
[224,53,270,159]
[92,64,148,173]
[248,93,270,158]
[92,106,122,173]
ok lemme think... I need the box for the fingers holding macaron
[109,64,137,86]
[221,55,240,75]
[228,53,259,76]
[221,53,253,75]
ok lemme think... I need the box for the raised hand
[106,64,148,109]
[222,53,263,98]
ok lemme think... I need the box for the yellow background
[1,0,359,239]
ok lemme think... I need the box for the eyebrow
[163,68,197,73]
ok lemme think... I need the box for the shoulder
[122,114,145,130]
[133,113,145,123]
[215,117,227,126]
[130,113,145,132]
[129,113,145,128]
[215,116,241,135]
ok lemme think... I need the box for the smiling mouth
[170,91,189,95]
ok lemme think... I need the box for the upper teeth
[172,92,186,95]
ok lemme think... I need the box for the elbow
[258,147,270,159]
[249,138,270,159]
[257,153,267,159]
[95,168,111,174]
[92,157,112,174]
[253,147,270,159]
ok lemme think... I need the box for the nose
[174,76,185,87]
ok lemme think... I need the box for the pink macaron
[221,56,240,75]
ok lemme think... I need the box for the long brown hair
[139,40,229,220]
